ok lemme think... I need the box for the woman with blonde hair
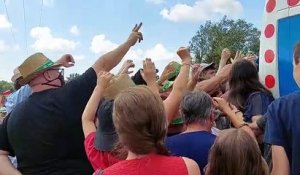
[92,72,199,175]
[205,128,268,175]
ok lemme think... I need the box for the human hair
[181,91,213,125]
[228,59,273,110]
[113,85,169,156]
[206,128,267,175]
[14,79,22,91]
[294,42,300,65]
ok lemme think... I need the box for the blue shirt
[243,91,274,122]
[166,131,216,175]
[5,85,32,114]
[264,90,300,175]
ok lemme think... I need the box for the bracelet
[181,62,191,67]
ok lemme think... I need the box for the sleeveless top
[97,154,188,175]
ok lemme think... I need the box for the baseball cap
[200,62,215,70]
[94,99,118,151]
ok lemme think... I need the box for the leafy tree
[0,81,14,94]
[189,16,260,64]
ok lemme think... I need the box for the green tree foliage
[0,81,14,94]
[189,16,260,64]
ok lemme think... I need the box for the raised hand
[218,64,232,82]
[221,48,231,62]
[118,60,135,75]
[141,58,157,84]
[244,53,258,63]
[177,47,191,63]
[127,22,143,46]
[191,64,203,82]
[231,51,244,63]
[57,54,75,68]
[97,71,114,90]
[212,97,231,113]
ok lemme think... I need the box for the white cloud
[146,0,166,5]
[0,40,20,53]
[144,43,176,61]
[160,0,243,22]
[30,27,78,52]
[0,14,12,28]
[44,0,55,7]
[70,25,80,36]
[90,34,118,54]
[89,34,182,75]
[73,54,85,60]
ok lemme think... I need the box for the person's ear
[43,70,53,80]
[293,62,300,87]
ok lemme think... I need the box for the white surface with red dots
[259,0,300,98]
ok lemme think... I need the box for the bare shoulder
[182,157,201,175]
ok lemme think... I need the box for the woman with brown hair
[92,72,199,175]
[205,128,268,175]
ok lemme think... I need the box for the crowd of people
[0,23,299,175]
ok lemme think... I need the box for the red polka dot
[266,0,276,13]
[265,24,275,38]
[265,50,275,63]
[265,75,275,88]
[288,0,300,6]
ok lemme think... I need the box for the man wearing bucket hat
[4,54,72,169]
[5,54,70,115]
[0,23,143,175]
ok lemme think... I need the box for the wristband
[181,62,191,67]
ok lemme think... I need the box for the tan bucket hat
[11,68,22,83]
[103,73,136,100]
[18,53,61,85]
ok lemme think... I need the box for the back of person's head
[228,59,272,109]
[11,68,23,91]
[113,85,168,156]
[294,42,300,65]
[181,91,213,125]
[293,42,300,86]
[206,128,266,175]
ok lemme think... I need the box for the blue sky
[0,0,265,81]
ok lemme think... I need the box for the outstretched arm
[92,23,143,74]
[213,97,255,138]
[187,64,202,91]
[82,72,113,138]
[216,48,230,75]
[164,47,191,124]
[142,58,160,95]
[195,64,232,94]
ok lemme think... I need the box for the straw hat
[18,53,61,85]
[161,61,181,81]
[11,68,22,83]
[103,73,136,100]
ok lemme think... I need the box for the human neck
[126,151,153,160]
[31,84,59,93]
[183,123,212,133]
